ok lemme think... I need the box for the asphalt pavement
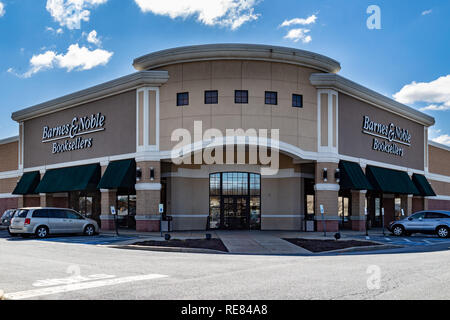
[1,229,450,300]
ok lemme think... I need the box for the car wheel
[436,226,449,239]
[392,225,405,236]
[84,225,95,236]
[35,226,49,239]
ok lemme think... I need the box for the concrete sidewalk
[101,229,382,254]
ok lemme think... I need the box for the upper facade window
[292,94,303,108]
[177,92,189,106]
[235,90,249,104]
[205,90,218,104]
[265,91,278,105]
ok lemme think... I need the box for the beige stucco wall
[23,90,137,168]
[0,141,18,172]
[339,93,425,170]
[429,145,450,177]
[158,60,320,153]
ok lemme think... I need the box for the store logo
[362,116,412,157]
[41,113,106,154]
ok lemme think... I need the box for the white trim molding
[427,195,450,201]
[314,183,340,191]
[310,73,435,127]
[135,183,162,191]
[12,72,169,122]
[136,87,160,153]
[133,44,341,73]
[0,193,20,199]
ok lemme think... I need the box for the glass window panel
[307,195,315,214]
[375,198,381,217]
[117,196,129,216]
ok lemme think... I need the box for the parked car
[9,208,99,239]
[1,209,16,227]
[388,211,450,238]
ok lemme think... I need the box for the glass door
[222,196,249,230]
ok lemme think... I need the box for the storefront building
[0,44,449,232]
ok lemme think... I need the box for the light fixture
[136,167,142,181]
[335,168,340,183]
[150,167,155,181]
[323,168,328,182]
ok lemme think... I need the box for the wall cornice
[310,73,435,127]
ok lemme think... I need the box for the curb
[109,244,228,254]
[314,244,404,254]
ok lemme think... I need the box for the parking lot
[0,229,140,245]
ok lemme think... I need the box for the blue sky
[1,0,449,144]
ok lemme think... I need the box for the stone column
[135,161,161,232]
[423,197,429,210]
[100,189,117,230]
[17,196,24,208]
[350,190,367,231]
[401,194,413,217]
[315,162,339,232]
[40,194,53,207]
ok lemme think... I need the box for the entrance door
[222,196,249,230]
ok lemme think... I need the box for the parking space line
[4,274,169,300]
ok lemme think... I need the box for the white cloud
[280,15,317,27]
[422,9,432,16]
[46,0,108,30]
[11,44,113,78]
[393,75,450,112]
[46,26,64,34]
[283,28,312,43]
[0,2,5,17]
[86,30,101,45]
[432,135,450,146]
[134,0,260,30]
[420,104,450,112]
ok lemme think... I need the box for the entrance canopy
[412,173,436,197]
[35,164,101,194]
[97,159,136,190]
[339,161,373,191]
[12,171,40,195]
[365,165,419,195]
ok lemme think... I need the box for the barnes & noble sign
[42,113,106,154]
[362,116,412,157]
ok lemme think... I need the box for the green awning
[412,174,436,197]
[97,159,136,190]
[35,164,100,194]
[365,165,419,195]
[12,171,40,195]
[339,161,373,191]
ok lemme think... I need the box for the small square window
[292,94,303,108]
[265,91,278,105]
[235,90,249,104]
[205,90,218,104]
[177,92,189,106]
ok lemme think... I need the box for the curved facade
[1,44,449,233]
